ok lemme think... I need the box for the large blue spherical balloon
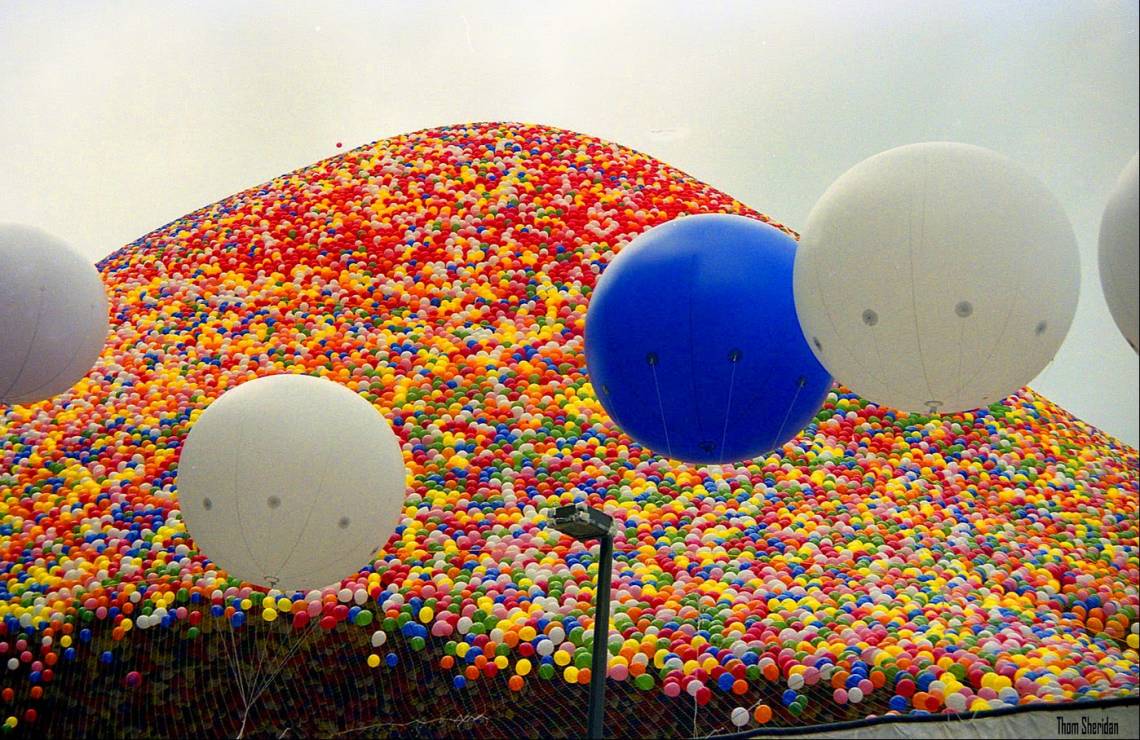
[585,214,831,464]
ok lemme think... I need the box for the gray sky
[2,0,1136,445]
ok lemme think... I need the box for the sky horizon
[2,0,1137,445]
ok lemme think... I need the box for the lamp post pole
[547,504,616,740]
[587,531,614,740]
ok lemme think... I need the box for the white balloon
[1098,153,1138,352]
[0,224,109,405]
[177,374,407,593]
[794,142,1080,414]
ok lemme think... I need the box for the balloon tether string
[228,574,320,740]
[647,353,673,459]
[237,618,321,738]
[224,615,258,738]
[719,350,741,461]
[243,576,281,702]
[222,619,249,710]
[772,377,807,453]
[228,617,252,704]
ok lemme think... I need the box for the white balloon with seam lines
[0,223,110,406]
[177,374,407,593]
[793,142,1081,415]
[1098,153,1138,353]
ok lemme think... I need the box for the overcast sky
[2,0,1136,444]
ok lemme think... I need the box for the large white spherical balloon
[794,142,1080,415]
[177,374,407,593]
[1098,154,1138,352]
[0,224,110,406]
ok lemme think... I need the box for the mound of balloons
[0,122,1137,735]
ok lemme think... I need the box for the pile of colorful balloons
[0,123,1136,735]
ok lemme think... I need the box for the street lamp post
[549,503,617,740]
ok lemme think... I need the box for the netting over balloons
[0,122,1137,736]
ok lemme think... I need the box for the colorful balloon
[586,214,831,463]
[1098,153,1139,352]
[0,224,109,406]
[794,143,1080,414]
[177,374,407,592]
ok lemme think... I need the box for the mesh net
[15,611,969,737]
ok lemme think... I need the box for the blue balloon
[585,214,831,464]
